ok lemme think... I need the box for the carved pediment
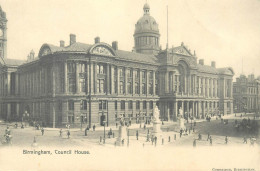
[91,45,115,56]
[171,46,192,56]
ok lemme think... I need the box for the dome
[143,3,150,10]
[134,3,159,34]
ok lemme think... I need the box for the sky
[0,0,260,79]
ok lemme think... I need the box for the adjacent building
[233,74,260,113]
[0,3,234,127]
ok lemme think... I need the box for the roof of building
[0,57,25,66]
[197,64,219,74]
[116,50,158,64]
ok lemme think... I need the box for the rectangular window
[149,101,153,109]
[80,79,86,92]
[68,100,74,111]
[121,101,125,110]
[115,101,117,110]
[120,82,124,94]
[142,83,146,94]
[69,78,76,92]
[68,62,76,73]
[143,101,146,109]
[149,83,153,94]
[80,100,87,110]
[136,101,140,110]
[79,63,85,73]
[127,82,132,94]
[128,101,133,110]
[135,82,139,94]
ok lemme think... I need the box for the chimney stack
[95,37,100,44]
[60,40,65,47]
[199,59,204,65]
[70,34,76,45]
[112,41,118,50]
[211,61,216,68]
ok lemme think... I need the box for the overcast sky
[1,0,260,79]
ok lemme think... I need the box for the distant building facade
[233,74,260,113]
[0,3,234,127]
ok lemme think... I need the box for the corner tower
[134,3,160,55]
[0,6,7,59]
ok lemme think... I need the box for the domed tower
[134,3,160,55]
[0,6,7,59]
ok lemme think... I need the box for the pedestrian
[151,136,154,145]
[116,122,118,128]
[189,128,191,134]
[85,127,88,136]
[193,127,195,133]
[193,139,196,147]
[122,139,124,146]
[194,121,196,126]
[180,129,182,138]
[112,132,115,138]
[168,136,171,142]
[198,133,202,140]
[100,136,102,143]
[207,133,210,141]
[21,124,24,129]
[209,136,212,146]
[60,129,63,137]
[129,120,131,126]
[93,124,96,131]
[144,124,146,130]
[146,133,150,142]
[41,128,44,136]
[162,138,164,145]
[174,134,176,140]
[136,130,139,140]
[15,123,18,128]
[67,130,70,139]
[225,136,228,144]
[243,137,247,144]
[148,129,149,134]
[154,136,157,146]
[140,123,141,128]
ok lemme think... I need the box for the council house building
[0,3,234,127]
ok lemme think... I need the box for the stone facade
[233,74,260,113]
[0,3,234,127]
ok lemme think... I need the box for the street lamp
[103,121,107,144]
[127,128,130,147]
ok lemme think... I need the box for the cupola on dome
[134,3,159,34]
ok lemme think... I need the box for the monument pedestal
[116,126,127,146]
[178,118,186,130]
[152,120,161,136]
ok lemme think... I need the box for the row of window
[114,100,154,110]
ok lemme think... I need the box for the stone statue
[120,116,125,126]
[153,105,160,122]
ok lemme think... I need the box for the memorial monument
[152,105,161,136]
[178,107,186,130]
[116,116,127,146]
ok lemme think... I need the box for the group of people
[2,126,12,145]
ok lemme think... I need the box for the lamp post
[103,121,106,144]
[127,128,130,147]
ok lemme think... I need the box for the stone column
[223,79,226,98]
[90,62,94,94]
[230,79,233,98]
[197,101,201,118]
[187,101,190,117]
[174,100,178,121]
[76,62,80,93]
[146,70,149,95]
[16,103,20,118]
[94,62,97,94]
[132,69,135,95]
[7,72,10,95]
[202,101,205,118]
[192,101,194,117]
[64,61,68,94]
[111,65,114,94]
[106,64,110,94]
[153,70,156,95]
[7,103,11,120]
[86,63,90,94]
[165,71,169,93]
[125,68,127,94]
[139,69,142,94]
[117,68,120,94]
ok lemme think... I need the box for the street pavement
[0,113,259,148]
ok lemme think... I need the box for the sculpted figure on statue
[153,106,160,122]
[179,107,184,118]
